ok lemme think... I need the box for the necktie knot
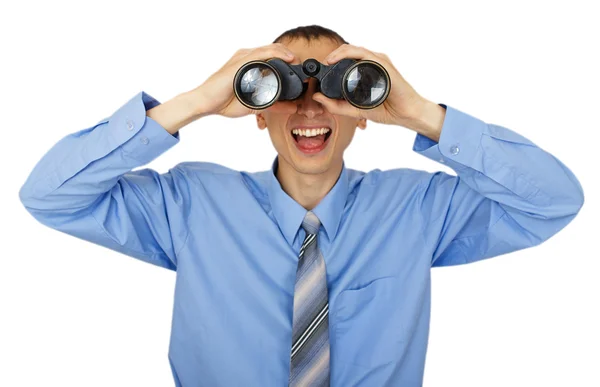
[302,211,321,235]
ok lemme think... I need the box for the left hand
[313,44,426,126]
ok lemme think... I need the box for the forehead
[281,38,342,65]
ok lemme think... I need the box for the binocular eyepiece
[303,59,320,76]
[233,57,391,110]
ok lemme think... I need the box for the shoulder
[168,161,243,192]
[351,166,459,206]
[173,161,239,177]
[170,161,269,199]
[359,166,442,189]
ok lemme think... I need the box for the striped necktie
[288,211,330,386]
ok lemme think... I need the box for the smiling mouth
[290,127,333,143]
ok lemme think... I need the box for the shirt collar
[267,155,349,246]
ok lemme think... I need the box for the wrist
[402,99,445,142]
[146,90,209,135]
[186,87,212,118]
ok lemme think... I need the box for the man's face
[256,38,366,177]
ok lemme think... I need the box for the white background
[1,0,598,386]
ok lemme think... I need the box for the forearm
[413,103,584,220]
[19,91,179,211]
[146,87,209,135]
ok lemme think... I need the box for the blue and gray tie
[288,211,330,386]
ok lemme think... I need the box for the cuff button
[126,119,135,131]
[140,136,149,145]
[450,144,460,155]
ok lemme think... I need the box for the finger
[373,51,391,62]
[223,48,251,68]
[312,92,362,119]
[251,43,295,63]
[324,44,375,64]
[235,48,251,56]
[264,101,298,114]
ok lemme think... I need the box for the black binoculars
[233,58,390,110]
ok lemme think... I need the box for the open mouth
[290,127,333,143]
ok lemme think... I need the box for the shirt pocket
[332,276,404,369]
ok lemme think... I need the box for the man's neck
[276,156,342,211]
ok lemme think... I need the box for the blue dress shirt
[19,91,584,386]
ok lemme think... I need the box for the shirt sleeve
[19,91,185,271]
[413,103,584,267]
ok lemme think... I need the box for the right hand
[194,43,299,118]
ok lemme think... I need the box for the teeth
[292,128,331,137]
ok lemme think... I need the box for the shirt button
[126,119,134,131]
[140,136,149,145]
[450,144,460,155]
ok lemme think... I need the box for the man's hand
[313,44,446,141]
[194,43,299,118]
[148,43,300,134]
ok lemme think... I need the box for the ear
[256,113,267,130]
[357,118,367,130]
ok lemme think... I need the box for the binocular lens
[235,63,280,108]
[234,59,390,109]
[344,63,389,108]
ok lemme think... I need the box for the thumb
[312,92,360,118]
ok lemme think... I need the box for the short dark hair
[273,25,349,45]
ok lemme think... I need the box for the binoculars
[233,58,390,110]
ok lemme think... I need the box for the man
[19,25,584,386]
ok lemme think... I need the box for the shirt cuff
[412,103,486,173]
[108,91,180,164]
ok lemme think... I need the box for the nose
[296,78,324,119]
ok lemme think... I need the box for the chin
[291,153,336,176]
